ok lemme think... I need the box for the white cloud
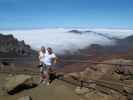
[0,28,133,54]
[89,28,133,38]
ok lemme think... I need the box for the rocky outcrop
[0,33,36,57]
[75,86,127,100]
[66,59,133,81]
[65,59,133,100]
[4,74,33,94]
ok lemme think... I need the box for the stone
[127,94,133,100]
[18,96,32,100]
[110,90,127,100]
[4,74,33,93]
[65,73,80,80]
[124,86,133,94]
[111,72,121,80]
[124,80,133,86]
[75,87,90,95]
[0,87,7,96]
[88,83,96,89]
[84,91,113,100]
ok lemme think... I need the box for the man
[43,48,57,67]
[42,47,57,85]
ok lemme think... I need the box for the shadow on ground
[8,83,37,95]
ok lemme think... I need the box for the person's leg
[48,67,56,84]
[39,65,46,84]
[42,70,49,84]
[39,71,44,83]
[49,73,56,83]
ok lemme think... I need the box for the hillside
[59,34,133,73]
[0,59,133,100]
[0,33,36,57]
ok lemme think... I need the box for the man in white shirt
[44,47,57,85]
[43,48,57,66]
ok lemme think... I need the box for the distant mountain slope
[0,33,36,57]
[117,35,133,47]
[59,34,133,73]
[68,29,118,40]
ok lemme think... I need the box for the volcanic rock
[0,33,36,57]
[75,87,90,95]
[4,74,33,94]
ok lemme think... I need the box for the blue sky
[0,0,133,29]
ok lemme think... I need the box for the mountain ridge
[68,29,118,40]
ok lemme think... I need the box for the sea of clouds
[0,28,133,54]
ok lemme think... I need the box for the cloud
[89,28,133,38]
[0,28,133,54]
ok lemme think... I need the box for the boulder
[111,72,121,80]
[123,86,133,94]
[79,67,102,81]
[4,74,33,93]
[65,72,80,80]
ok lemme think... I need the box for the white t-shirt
[42,53,56,66]
[39,51,45,62]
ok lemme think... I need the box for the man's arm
[52,54,58,64]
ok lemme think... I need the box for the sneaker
[46,82,50,86]
[42,81,47,84]
[39,80,43,84]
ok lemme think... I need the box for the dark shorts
[40,64,54,73]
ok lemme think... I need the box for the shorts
[40,63,53,73]
[40,64,47,73]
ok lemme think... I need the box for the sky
[0,0,133,29]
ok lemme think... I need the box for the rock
[111,72,121,80]
[79,68,93,80]
[0,87,7,96]
[65,72,80,80]
[124,80,133,86]
[112,59,133,75]
[123,80,133,96]
[84,91,113,100]
[127,94,133,100]
[0,33,36,56]
[79,67,102,81]
[84,90,127,100]
[18,96,32,100]
[123,86,133,94]
[96,85,113,95]
[75,87,90,95]
[4,74,33,93]
[88,83,96,89]
[110,90,127,100]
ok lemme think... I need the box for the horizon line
[0,26,133,31]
